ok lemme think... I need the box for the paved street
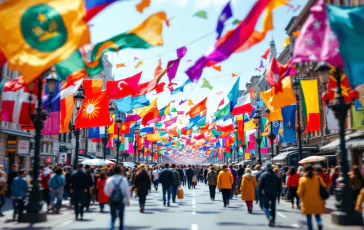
[0,184,362,230]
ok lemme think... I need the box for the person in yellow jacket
[240,168,258,213]
[217,165,234,207]
[297,164,326,230]
[355,188,364,213]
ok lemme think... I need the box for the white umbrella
[105,160,115,166]
[298,156,326,164]
[81,159,108,166]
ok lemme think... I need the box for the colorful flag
[55,51,87,80]
[154,58,163,78]
[282,104,296,143]
[227,77,240,112]
[171,79,191,95]
[89,127,101,138]
[1,79,37,125]
[84,0,119,21]
[218,99,225,108]
[231,93,252,115]
[75,91,111,129]
[167,47,187,82]
[135,97,158,117]
[159,103,171,116]
[119,122,131,134]
[300,80,320,132]
[106,72,142,99]
[164,116,177,128]
[201,78,213,90]
[214,104,230,121]
[115,95,149,112]
[83,79,103,97]
[351,105,364,130]
[327,4,364,87]
[266,57,290,92]
[237,116,244,145]
[292,0,343,66]
[0,0,90,84]
[327,74,352,103]
[216,1,233,39]
[42,82,61,135]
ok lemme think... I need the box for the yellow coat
[297,175,326,214]
[217,169,234,189]
[240,174,257,201]
[355,188,364,213]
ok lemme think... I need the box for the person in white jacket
[104,165,130,230]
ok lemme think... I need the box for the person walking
[48,167,66,214]
[182,166,187,186]
[177,166,184,187]
[159,163,175,206]
[171,164,181,203]
[253,164,262,206]
[41,165,52,211]
[273,167,282,205]
[152,167,160,191]
[11,169,28,221]
[240,168,257,213]
[96,171,108,212]
[84,165,94,211]
[229,165,237,200]
[203,166,208,185]
[258,162,278,227]
[63,166,72,202]
[104,165,130,230]
[7,164,18,197]
[0,171,7,216]
[134,164,151,213]
[237,164,245,192]
[350,165,364,201]
[330,166,340,195]
[297,164,326,230]
[186,165,194,189]
[70,164,89,220]
[207,167,217,200]
[286,166,300,209]
[217,165,234,207]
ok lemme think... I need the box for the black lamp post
[115,113,123,164]
[23,68,58,223]
[103,103,115,161]
[133,122,140,163]
[72,88,85,169]
[316,63,363,226]
[265,108,276,160]
[292,78,303,161]
[253,107,262,165]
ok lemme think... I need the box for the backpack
[109,178,124,205]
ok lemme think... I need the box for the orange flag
[83,79,103,97]
[136,0,151,13]
[116,63,126,68]
[154,58,163,78]
[188,99,194,106]
[186,97,207,118]
[292,30,300,37]
[135,61,143,68]
[60,94,74,133]
[232,73,238,77]
[212,65,221,72]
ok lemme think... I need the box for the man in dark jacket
[258,162,278,227]
[177,166,184,187]
[229,165,237,199]
[237,164,245,192]
[185,165,193,189]
[70,164,89,220]
[84,165,93,210]
[171,164,181,203]
[158,163,175,206]
[7,164,18,197]
[203,167,208,185]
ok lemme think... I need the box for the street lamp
[253,108,262,165]
[292,77,303,161]
[72,88,85,169]
[115,113,123,164]
[265,108,276,160]
[316,64,363,225]
[134,122,140,163]
[103,102,115,161]
[23,68,58,223]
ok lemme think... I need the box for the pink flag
[249,133,255,152]
[292,0,343,66]
[164,116,177,127]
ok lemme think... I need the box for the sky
[90,0,307,116]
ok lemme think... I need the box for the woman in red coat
[96,171,108,212]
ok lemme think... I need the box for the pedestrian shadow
[3,224,52,229]
[217,222,266,227]
[274,224,299,229]
[195,211,221,214]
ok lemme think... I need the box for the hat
[265,162,273,170]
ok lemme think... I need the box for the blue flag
[227,77,240,112]
[272,120,280,135]
[171,79,191,95]
[140,127,154,133]
[216,1,233,39]
[282,104,297,143]
[115,95,149,112]
[89,127,100,138]
[327,4,364,87]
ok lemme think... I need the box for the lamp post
[292,78,303,161]
[115,113,123,164]
[265,108,276,160]
[23,68,58,223]
[253,108,262,165]
[103,103,115,161]
[72,88,85,169]
[134,122,140,163]
[316,63,363,225]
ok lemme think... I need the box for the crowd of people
[0,161,363,230]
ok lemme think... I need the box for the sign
[6,138,17,152]
[88,142,97,153]
[59,152,67,164]
[17,139,30,155]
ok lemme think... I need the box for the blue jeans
[50,188,63,211]
[162,185,172,204]
[63,190,69,200]
[110,203,125,230]
[262,196,276,223]
[153,180,159,191]
[230,184,236,199]
[306,214,322,230]
[183,176,186,186]
[100,202,106,210]
[172,186,178,201]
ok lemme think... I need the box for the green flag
[214,104,230,121]
[201,78,213,90]
[194,10,207,19]
[352,105,364,130]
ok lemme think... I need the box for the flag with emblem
[282,104,296,143]
[1,78,37,125]
[106,72,142,99]
[0,0,90,84]
[75,91,111,129]
[119,122,131,134]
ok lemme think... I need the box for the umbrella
[105,160,115,166]
[81,159,108,166]
[298,156,326,164]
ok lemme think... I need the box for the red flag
[218,98,224,107]
[142,107,160,126]
[0,50,7,67]
[186,97,207,118]
[154,82,165,94]
[119,122,131,134]
[154,58,163,78]
[261,48,270,59]
[106,72,142,99]
[265,57,290,92]
[75,91,112,129]
[83,79,103,97]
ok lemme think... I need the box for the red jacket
[287,173,300,189]
[317,172,330,187]
[96,178,109,203]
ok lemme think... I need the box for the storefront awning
[0,129,33,138]
[346,138,364,149]
[272,150,297,161]
[320,131,364,152]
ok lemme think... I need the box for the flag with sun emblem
[75,91,112,129]
[0,0,90,84]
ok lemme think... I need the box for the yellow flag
[0,0,90,83]
[135,97,158,117]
